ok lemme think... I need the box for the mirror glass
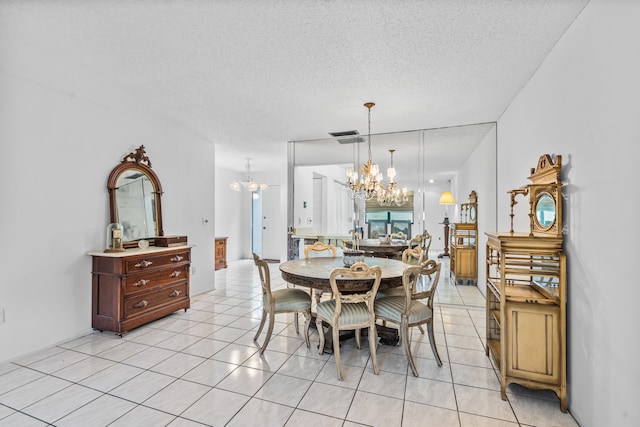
[469,205,477,223]
[288,122,496,247]
[535,192,556,228]
[115,169,158,241]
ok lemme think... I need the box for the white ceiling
[0,0,588,173]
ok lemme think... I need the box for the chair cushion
[374,296,432,324]
[316,300,371,326]
[268,288,311,311]
[375,286,405,299]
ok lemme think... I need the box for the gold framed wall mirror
[508,153,563,237]
[107,145,164,247]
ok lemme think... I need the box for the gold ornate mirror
[107,146,164,247]
[508,154,562,237]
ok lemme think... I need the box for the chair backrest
[328,262,382,324]
[390,231,407,241]
[305,241,337,258]
[252,253,273,301]
[402,259,441,311]
[408,230,432,259]
[421,231,433,257]
[402,246,424,265]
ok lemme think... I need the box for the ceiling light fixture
[230,158,267,193]
[346,102,384,200]
[376,149,409,207]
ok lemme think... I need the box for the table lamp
[438,191,456,258]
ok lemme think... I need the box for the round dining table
[279,256,406,293]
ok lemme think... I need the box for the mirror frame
[107,146,164,248]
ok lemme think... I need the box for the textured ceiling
[0,0,588,172]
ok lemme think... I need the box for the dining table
[279,256,406,351]
[280,256,405,292]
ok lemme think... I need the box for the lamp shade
[439,191,456,205]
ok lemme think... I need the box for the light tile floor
[0,258,579,427]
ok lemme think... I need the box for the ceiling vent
[329,130,363,144]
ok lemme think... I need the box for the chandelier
[346,102,384,200]
[376,149,409,206]
[230,158,267,193]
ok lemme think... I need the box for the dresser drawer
[124,265,189,295]
[125,250,190,273]
[124,282,188,319]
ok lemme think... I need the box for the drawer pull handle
[170,255,184,262]
[133,300,149,308]
[134,279,150,287]
[134,260,153,268]
[169,290,182,297]
[169,271,181,278]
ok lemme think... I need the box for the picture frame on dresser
[88,145,191,336]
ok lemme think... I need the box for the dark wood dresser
[215,237,228,270]
[88,245,191,335]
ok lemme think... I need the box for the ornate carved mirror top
[460,190,478,223]
[107,146,164,247]
[508,154,563,237]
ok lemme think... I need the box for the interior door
[262,184,281,262]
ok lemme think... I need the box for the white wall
[452,124,497,293]
[214,167,247,262]
[496,0,639,425]
[0,73,216,363]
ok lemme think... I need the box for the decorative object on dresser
[485,154,567,412]
[450,191,478,285]
[215,237,228,270]
[437,190,456,258]
[104,222,125,253]
[90,146,191,335]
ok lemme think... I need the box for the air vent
[329,130,363,144]
[329,130,359,137]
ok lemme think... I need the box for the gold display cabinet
[485,154,567,412]
[450,191,477,285]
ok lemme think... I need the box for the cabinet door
[456,247,476,278]
[505,303,561,385]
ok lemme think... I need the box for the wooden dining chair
[408,230,432,259]
[304,241,337,258]
[376,248,425,302]
[303,241,337,306]
[252,253,311,354]
[390,231,407,242]
[402,246,424,265]
[315,262,382,380]
[374,260,442,376]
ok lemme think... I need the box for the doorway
[256,185,281,262]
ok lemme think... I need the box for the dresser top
[86,245,192,258]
